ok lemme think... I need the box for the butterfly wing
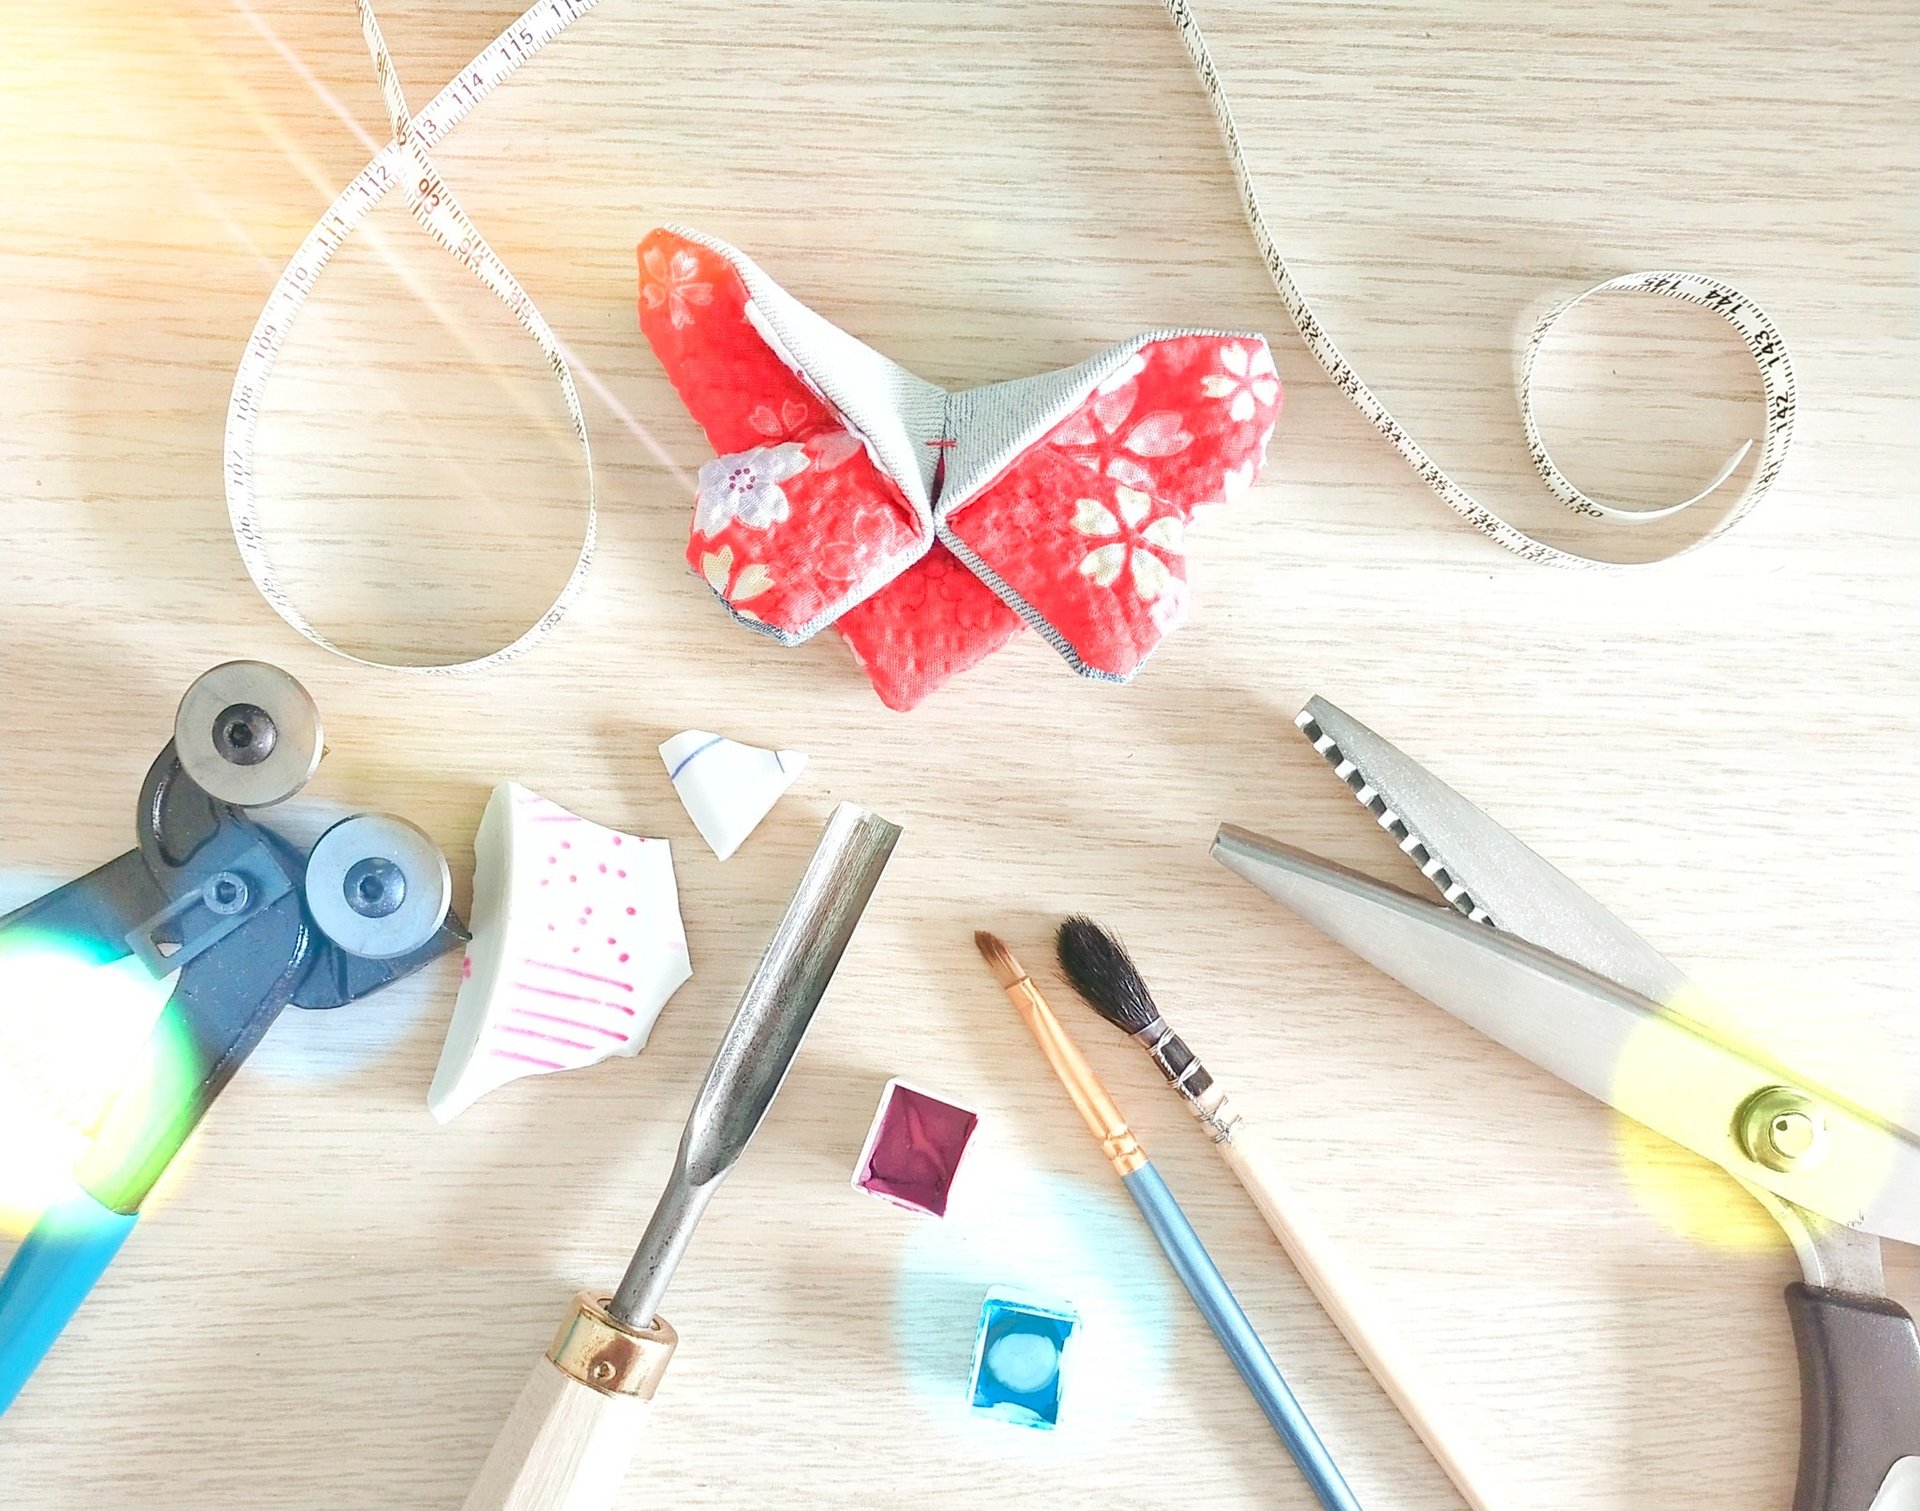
[638,229,932,641]
[939,334,1279,681]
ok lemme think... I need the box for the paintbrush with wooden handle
[1056,915,1502,1511]
[463,803,901,1511]
[976,930,1359,1511]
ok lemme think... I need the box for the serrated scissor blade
[1212,825,1920,1245]
[1293,695,1693,1008]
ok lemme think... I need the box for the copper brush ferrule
[974,932,1147,1177]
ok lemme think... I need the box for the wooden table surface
[2,1,1915,1506]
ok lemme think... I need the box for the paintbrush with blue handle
[1057,916,1497,1511]
[975,932,1361,1511]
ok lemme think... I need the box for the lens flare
[1609,979,1902,1252]
[893,1138,1168,1451]
[1610,1113,1782,1253]
[0,926,180,1233]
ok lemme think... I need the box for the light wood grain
[464,1357,651,1511]
[1,1,1915,1507]
[1213,1112,1501,1510]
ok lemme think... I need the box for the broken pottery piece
[658,730,807,860]
[427,782,691,1123]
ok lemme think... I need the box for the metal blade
[1212,824,1920,1246]
[611,803,902,1324]
[1294,696,1693,1008]
[681,802,902,1184]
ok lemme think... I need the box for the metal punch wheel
[304,813,453,961]
[174,661,324,808]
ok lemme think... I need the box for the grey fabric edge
[664,224,945,524]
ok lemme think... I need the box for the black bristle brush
[1053,916,1500,1511]
[1055,916,1225,1131]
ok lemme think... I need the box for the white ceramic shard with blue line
[659,731,807,860]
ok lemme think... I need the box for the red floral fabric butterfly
[638,227,1281,710]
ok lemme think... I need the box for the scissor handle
[1787,1282,1920,1511]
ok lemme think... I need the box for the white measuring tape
[225,0,602,672]
[1160,0,1796,568]
[224,0,1798,670]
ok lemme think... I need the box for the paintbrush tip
[1056,916,1164,1035]
[1055,917,1214,1097]
[974,930,1027,989]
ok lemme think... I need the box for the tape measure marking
[224,0,1799,672]
[1161,0,1797,568]
[225,0,603,673]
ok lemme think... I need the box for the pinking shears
[1214,695,1918,1511]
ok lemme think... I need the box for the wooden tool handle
[1214,1126,1504,1511]
[464,1356,651,1511]
[464,1295,677,1511]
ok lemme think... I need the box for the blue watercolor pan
[968,1288,1079,1430]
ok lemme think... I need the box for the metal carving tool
[464,801,901,1511]
[1214,695,1920,1511]
[0,661,465,1412]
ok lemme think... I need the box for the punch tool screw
[202,872,251,915]
[214,702,277,764]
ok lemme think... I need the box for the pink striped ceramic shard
[427,782,692,1122]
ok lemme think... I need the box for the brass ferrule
[546,1292,678,1399]
[1004,977,1149,1177]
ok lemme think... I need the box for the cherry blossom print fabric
[637,226,1281,709]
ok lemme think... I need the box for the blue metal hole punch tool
[0,661,466,1413]
[1215,695,1919,1511]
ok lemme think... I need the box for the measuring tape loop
[224,0,1799,673]
[1162,0,1796,568]
[226,0,604,673]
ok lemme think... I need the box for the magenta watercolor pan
[850,1078,980,1218]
